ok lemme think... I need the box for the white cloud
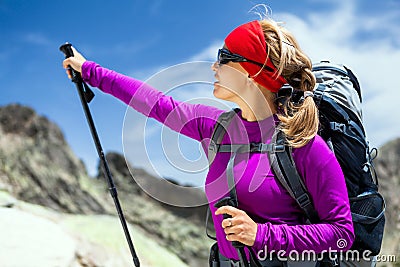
[128,60,232,110]
[111,38,160,57]
[121,1,399,185]
[21,32,52,46]
[189,40,223,61]
[165,1,400,147]
[275,1,400,147]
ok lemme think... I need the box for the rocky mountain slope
[0,104,212,267]
[0,104,105,214]
[0,192,189,267]
[375,138,400,230]
[0,103,399,266]
[374,138,400,263]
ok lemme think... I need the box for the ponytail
[259,19,319,148]
[278,94,319,148]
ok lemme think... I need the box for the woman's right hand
[62,46,87,79]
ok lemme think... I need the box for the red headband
[224,20,287,93]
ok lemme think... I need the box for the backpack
[207,61,385,257]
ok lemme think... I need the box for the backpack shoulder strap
[205,108,239,241]
[208,108,240,165]
[269,131,320,224]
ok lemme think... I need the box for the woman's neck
[235,90,276,122]
[239,104,274,122]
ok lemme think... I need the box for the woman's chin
[213,84,232,101]
[213,84,224,99]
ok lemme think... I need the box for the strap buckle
[250,143,285,153]
[330,257,340,266]
[208,141,218,165]
[273,144,285,153]
[230,261,241,267]
[209,141,217,153]
[250,143,264,153]
[330,122,346,133]
[297,193,312,209]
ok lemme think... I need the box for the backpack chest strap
[217,143,285,154]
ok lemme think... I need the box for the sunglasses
[217,48,274,72]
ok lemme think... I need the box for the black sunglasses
[217,48,274,72]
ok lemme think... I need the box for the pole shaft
[60,42,140,266]
[75,81,140,267]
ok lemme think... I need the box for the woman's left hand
[215,206,258,246]
[62,46,87,79]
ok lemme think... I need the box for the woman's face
[211,59,248,102]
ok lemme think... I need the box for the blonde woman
[63,18,357,267]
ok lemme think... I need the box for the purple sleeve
[81,61,223,142]
[253,136,355,254]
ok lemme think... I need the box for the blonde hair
[259,19,318,148]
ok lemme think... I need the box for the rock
[0,104,106,214]
[0,207,76,267]
[61,213,190,267]
[101,152,213,265]
[375,138,400,230]
[0,200,191,267]
[1,103,398,265]
[0,104,211,265]
[0,190,17,208]
[374,138,400,259]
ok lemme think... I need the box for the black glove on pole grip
[59,42,140,267]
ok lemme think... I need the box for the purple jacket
[82,61,354,260]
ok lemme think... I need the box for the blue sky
[1,0,399,191]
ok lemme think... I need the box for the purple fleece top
[81,61,354,260]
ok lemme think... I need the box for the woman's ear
[247,74,255,85]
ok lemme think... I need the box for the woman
[63,18,356,266]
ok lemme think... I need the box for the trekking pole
[59,43,140,267]
[215,197,250,267]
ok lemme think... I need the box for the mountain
[0,103,105,214]
[0,104,212,267]
[375,138,400,230]
[95,152,213,266]
[0,103,399,266]
[374,138,400,260]
[0,192,190,267]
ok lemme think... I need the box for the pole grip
[214,197,244,249]
[59,42,74,58]
[59,42,94,102]
[59,42,81,83]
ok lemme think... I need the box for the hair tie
[304,91,314,98]
[281,40,294,47]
